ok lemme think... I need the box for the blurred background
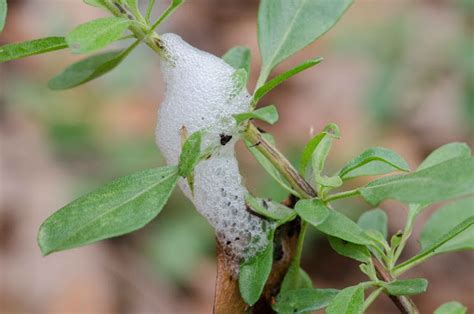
[0,0,473,313]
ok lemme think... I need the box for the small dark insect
[257,126,267,133]
[219,133,232,145]
[114,2,126,14]
[226,240,231,245]
[154,38,165,50]
[262,199,269,209]
[235,237,240,241]
[127,14,134,20]
[249,141,261,148]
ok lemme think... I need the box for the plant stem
[146,0,156,22]
[243,123,317,199]
[390,204,422,269]
[324,188,360,202]
[372,257,419,314]
[363,287,384,311]
[149,1,183,33]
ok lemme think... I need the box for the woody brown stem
[372,257,419,314]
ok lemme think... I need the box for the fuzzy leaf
[357,208,388,239]
[420,197,474,253]
[0,0,6,32]
[178,131,202,177]
[418,142,471,171]
[273,288,339,313]
[245,194,296,223]
[296,199,370,245]
[383,278,428,296]
[434,301,467,314]
[299,123,340,176]
[295,199,329,227]
[66,17,131,54]
[48,50,127,90]
[328,236,370,263]
[326,285,364,314]
[222,46,251,74]
[234,105,279,125]
[258,0,353,78]
[339,147,410,180]
[280,266,313,293]
[239,234,274,305]
[38,166,179,255]
[253,57,322,104]
[0,37,68,63]
[83,0,108,9]
[359,157,474,206]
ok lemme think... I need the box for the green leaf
[230,68,248,98]
[294,199,329,227]
[245,194,296,224]
[234,105,279,125]
[418,142,471,171]
[178,131,202,177]
[38,166,179,255]
[382,278,428,296]
[357,208,388,239]
[66,17,131,54]
[280,266,313,293]
[299,123,340,176]
[83,0,108,9]
[394,217,474,275]
[296,199,370,245]
[222,46,251,74]
[253,57,322,104]
[124,0,142,19]
[310,124,340,187]
[0,37,68,63]
[326,285,364,314]
[420,197,474,253]
[328,236,370,263]
[359,157,474,206]
[239,233,274,306]
[434,301,467,314]
[245,133,299,196]
[339,147,410,180]
[273,288,339,313]
[257,0,353,80]
[48,48,131,90]
[0,0,6,32]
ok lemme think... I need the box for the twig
[372,257,419,314]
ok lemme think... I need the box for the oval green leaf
[382,278,428,296]
[48,49,129,90]
[38,166,179,255]
[222,46,251,74]
[258,0,353,79]
[420,197,474,253]
[359,157,474,206]
[273,288,339,313]
[0,0,7,32]
[178,131,202,177]
[326,285,364,314]
[418,142,471,171]
[66,17,131,54]
[434,301,467,314]
[239,235,274,306]
[357,208,388,239]
[328,236,370,263]
[234,105,279,125]
[0,37,68,63]
[339,147,410,180]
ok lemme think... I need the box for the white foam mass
[155,33,270,265]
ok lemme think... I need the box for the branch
[213,196,301,314]
[372,257,419,314]
[243,123,316,198]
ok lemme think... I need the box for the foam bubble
[155,33,269,267]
